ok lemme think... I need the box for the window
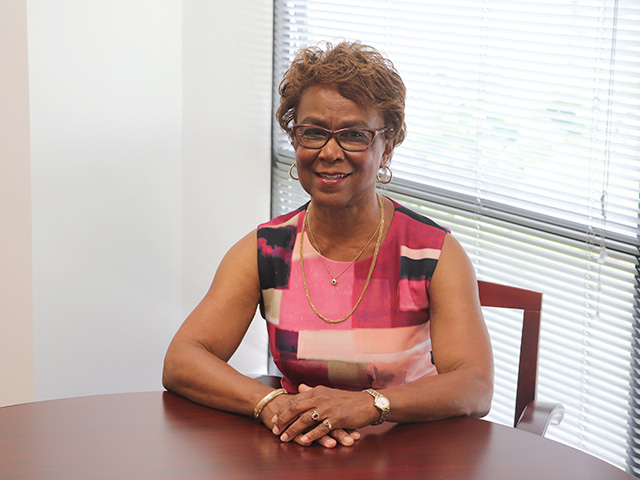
[271,1,640,473]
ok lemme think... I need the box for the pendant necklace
[305,204,380,286]
[300,194,385,324]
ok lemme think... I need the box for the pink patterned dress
[257,197,449,393]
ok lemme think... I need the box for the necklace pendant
[331,278,338,286]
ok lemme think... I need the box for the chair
[477,280,564,436]
[256,280,564,436]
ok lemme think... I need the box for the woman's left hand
[270,384,375,447]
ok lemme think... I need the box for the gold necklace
[305,205,380,286]
[300,194,385,324]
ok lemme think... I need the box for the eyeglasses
[291,124,389,152]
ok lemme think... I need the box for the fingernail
[280,433,288,442]
[272,425,280,435]
[300,435,309,444]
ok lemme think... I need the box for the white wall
[28,0,183,400]
[1,0,272,406]
[182,1,272,373]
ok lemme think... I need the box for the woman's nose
[318,136,345,162]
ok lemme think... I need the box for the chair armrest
[516,400,565,436]
[253,374,283,389]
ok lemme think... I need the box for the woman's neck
[306,194,389,261]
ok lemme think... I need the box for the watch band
[364,388,390,425]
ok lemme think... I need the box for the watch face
[376,396,390,409]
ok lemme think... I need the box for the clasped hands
[262,383,377,448]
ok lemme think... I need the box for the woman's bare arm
[162,230,273,415]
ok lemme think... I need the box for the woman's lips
[316,172,350,180]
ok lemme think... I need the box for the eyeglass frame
[291,124,391,152]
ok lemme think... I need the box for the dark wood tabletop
[0,391,633,479]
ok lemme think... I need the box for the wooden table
[0,391,633,479]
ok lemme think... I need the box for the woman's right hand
[259,391,361,448]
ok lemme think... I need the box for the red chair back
[477,280,542,428]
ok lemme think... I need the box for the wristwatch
[364,388,390,425]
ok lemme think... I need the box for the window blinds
[272,1,640,474]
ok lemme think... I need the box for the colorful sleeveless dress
[257,197,449,392]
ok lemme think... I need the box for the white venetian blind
[271,0,640,474]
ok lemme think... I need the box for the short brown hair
[277,41,407,145]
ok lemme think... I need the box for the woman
[163,41,493,449]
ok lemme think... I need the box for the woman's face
[293,84,394,210]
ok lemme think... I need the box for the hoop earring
[289,163,299,181]
[376,165,393,184]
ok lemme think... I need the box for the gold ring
[311,410,319,421]
[322,419,332,430]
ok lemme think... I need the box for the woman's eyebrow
[297,116,328,127]
[298,117,371,128]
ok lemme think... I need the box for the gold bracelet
[253,388,287,421]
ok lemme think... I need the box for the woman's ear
[382,138,397,164]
